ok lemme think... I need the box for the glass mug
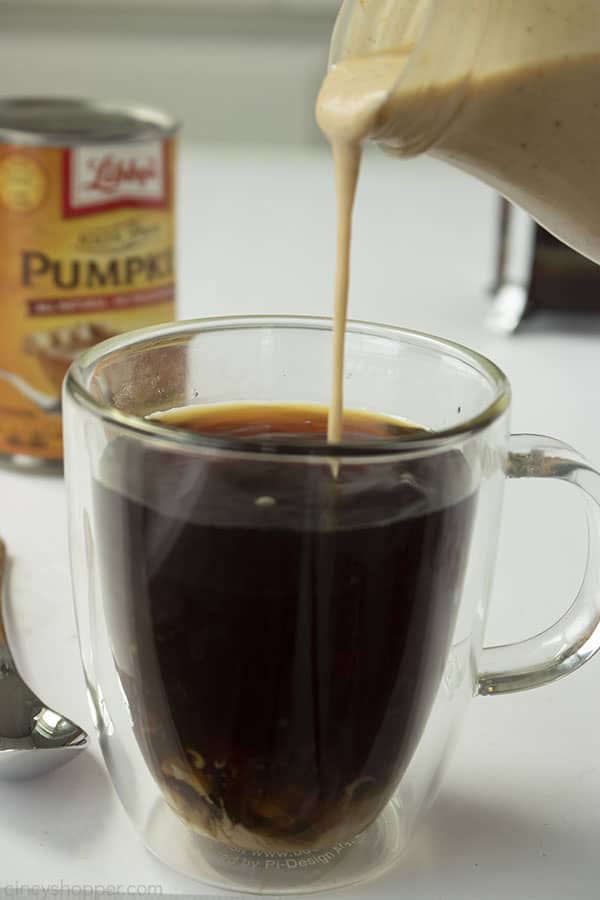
[63,317,600,895]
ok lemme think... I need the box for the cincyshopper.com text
[2,883,163,898]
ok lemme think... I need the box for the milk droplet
[256,496,276,508]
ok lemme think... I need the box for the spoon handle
[0,538,15,671]
[0,538,45,742]
[0,537,89,772]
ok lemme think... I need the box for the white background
[0,0,338,146]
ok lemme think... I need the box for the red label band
[27,284,175,316]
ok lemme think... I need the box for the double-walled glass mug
[63,317,600,895]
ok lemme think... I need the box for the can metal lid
[0,98,179,146]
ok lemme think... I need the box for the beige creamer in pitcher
[325,0,600,263]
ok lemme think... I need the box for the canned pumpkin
[0,98,178,470]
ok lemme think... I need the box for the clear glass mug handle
[478,434,600,696]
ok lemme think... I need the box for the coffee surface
[97,403,476,851]
[154,402,424,443]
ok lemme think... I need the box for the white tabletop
[0,145,599,899]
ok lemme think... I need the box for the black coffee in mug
[95,403,476,851]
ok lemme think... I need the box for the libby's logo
[63,142,168,217]
[85,155,157,194]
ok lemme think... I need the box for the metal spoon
[0,370,61,415]
[0,539,87,779]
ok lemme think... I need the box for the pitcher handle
[478,434,600,696]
